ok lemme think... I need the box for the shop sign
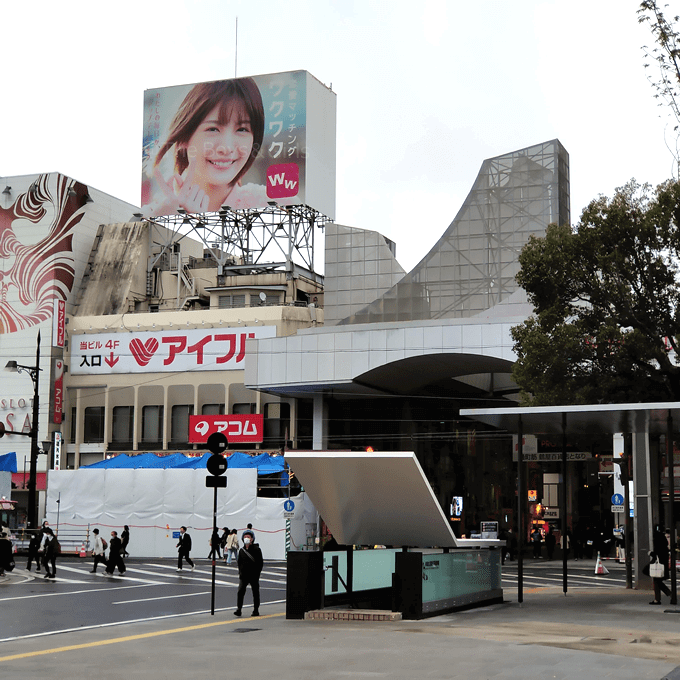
[189,414,264,444]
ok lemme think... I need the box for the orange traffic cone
[79,543,87,558]
[594,552,609,575]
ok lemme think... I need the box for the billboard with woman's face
[142,70,336,219]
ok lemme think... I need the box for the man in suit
[176,526,194,572]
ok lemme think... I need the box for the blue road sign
[611,493,624,505]
[283,499,295,512]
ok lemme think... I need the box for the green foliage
[511,179,680,405]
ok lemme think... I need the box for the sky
[1,0,677,272]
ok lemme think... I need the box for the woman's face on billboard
[185,104,254,190]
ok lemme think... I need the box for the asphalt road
[0,555,625,643]
[0,557,287,641]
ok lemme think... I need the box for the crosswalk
[502,565,627,590]
[12,560,289,587]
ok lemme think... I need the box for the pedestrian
[42,527,58,579]
[226,528,239,565]
[26,531,41,572]
[90,528,108,573]
[208,527,222,561]
[176,526,194,572]
[0,530,13,576]
[531,526,542,559]
[121,525,130,558]
[234,528,263,617]
[220,527,230,563]
[545,526,556,560]
[646,527,671,605]
[105,530,126,576]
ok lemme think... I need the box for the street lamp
[4,330,42,529]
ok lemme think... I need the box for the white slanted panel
[284,452,459,548]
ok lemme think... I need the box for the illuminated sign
[142,70,336,219]
[189,414,264,444]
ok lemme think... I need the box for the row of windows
[74,402,287,448]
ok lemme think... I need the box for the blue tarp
[0,452,17,473]
[81,451,285,474]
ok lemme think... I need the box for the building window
[83,407,105,443]
[70,406,77,444]
[218,294,246,309]
[112,406,134,449]
[233,402,256,415]
[171,404,194,444]
[263,402,290,447]
[202,403,225,415]
[142,405,164,445]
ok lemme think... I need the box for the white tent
[46,468,317,560]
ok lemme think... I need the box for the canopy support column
[561,412,568,595]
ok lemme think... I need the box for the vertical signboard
[53,432,62,471]
[52,299,65,348]
[53,360,64,423]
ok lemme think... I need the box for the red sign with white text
[53,300,65,348]
[189,414,264,444]
[53,360,64,423]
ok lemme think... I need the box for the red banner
[189,414,264,444]
[53,360,64,424]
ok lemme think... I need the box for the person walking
[26,532,41,572]
[90,528,107,573]
[121,525,130,558]
[208,527,221,561]
[105,530,126,576]
[226,528,239,565]
[647,527,671,605]
[176,526,194,571]
[531,526,542,559]
[234,528,263,617]
[220,527,230,562]
[42,528,58,579]
[545,526,556,561]
[0,530,13,576]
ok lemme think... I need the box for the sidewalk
[2,577,680,679]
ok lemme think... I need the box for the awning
[11,472,47,490]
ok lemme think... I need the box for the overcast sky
[2,0,675,271]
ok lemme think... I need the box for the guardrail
[10,527,92,556]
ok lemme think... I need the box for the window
[142,405,164,445]
[112,406,134,449]
[218,294,246,309]
[263,402,290,447]
[171,404,194,444]
[70,406,77,444]
[83,407,105,443]
[202,403,225,415]
[233,402,256,415]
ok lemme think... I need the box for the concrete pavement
[2,566,680,679]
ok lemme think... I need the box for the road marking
[0,606,286,653]
[113,591,211,604]
[53,565,160,585]
[0,583,162,603]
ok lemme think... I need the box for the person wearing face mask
[234,529,263,617]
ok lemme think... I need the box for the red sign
[189,414,264,444]
[53,360,64,423]
[53,299,66,348]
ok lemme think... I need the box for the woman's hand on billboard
[153,165,210,215]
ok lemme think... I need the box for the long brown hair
[155,78,264,185]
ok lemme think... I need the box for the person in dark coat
[0,531,13,576]
[234,529,263,617]
[26,532,41,572]
[176,526,194,571]
[220,527,230,563]
[105,530,126,575]
[646,527,671,604]
[121,525,130,558]
[208,527,221,561]
[42,528,57,579]
[545,526,556,560]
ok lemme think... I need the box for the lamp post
[4,331,42,529]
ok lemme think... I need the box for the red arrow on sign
[104,353,119,367]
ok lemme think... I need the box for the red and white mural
[0,174,87,334]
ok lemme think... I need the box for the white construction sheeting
[46,468,316,560]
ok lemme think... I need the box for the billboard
[142,70,336,219]
[71,326,275,375]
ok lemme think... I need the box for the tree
[511,179,680,405]
[638,1,680,175]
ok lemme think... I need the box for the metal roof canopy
[285,451,498,548]
[459,401,680,436]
